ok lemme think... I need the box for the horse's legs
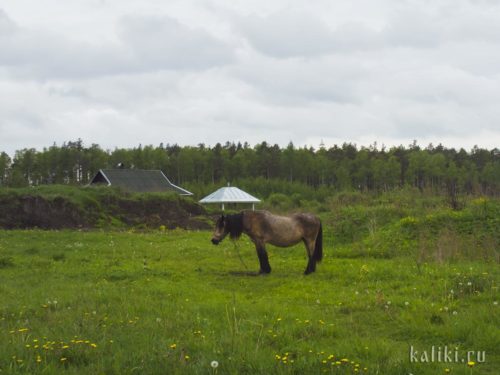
[255,243,271,274]
[303,238,316,275]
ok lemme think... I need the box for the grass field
[0,224,498,374]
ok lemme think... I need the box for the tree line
[0,139,499,196]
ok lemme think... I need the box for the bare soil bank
[0,190,211,230]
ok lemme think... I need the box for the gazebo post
[221,203,225,211]
[252,203,255,211]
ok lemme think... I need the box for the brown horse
[211,210,323,275]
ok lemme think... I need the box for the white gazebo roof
[199,186,261,204]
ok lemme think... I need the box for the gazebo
[199,186,260,211]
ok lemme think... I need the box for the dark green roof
[90,169,192,195]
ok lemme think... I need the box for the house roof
[89,169,192,195]
[199,186,260,204]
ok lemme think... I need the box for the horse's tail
[313,222,323,262]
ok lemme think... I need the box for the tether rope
[232,240,249,270]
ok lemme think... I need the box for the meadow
[0,194,499,374]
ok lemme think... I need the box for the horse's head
[211,214,229,245]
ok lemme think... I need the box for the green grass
[0,228,498,374]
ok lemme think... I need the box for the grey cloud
[232,55,367,105]
[237,10,386,58]
[237,11,336,57]
[381,7,445,48]
[1,1,499,155]
[0,9,17,34]
[0,10,234,79]
[237,4,500,60]
[0,10,124,77]
[383,3,500,48]
[117,14,234,70]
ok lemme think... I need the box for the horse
[211,210,323,275]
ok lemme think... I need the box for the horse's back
[243,210,319,247]
[291,212,320,226]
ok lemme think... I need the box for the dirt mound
[111,196,209,229]
[0,191,211,230]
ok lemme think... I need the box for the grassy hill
[320,191,499,262]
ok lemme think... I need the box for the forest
[0,140,499,200]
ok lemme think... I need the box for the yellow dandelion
[275,354,281,360]
[444,369,450,373]
[467,361,475,367]
[36,356,42,363]
[90,343,97,348]
[60,357,67,362]
[184,355,190,360]
[335,361,341,365]
[277,317,282,321]
[62,345,69,349]
[169,343,177,349]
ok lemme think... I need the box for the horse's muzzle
[211,238,220,245]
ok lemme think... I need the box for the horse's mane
[226,212,244,240]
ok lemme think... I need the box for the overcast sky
[1,0,499,157]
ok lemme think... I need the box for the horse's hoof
[259,269,271,275]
